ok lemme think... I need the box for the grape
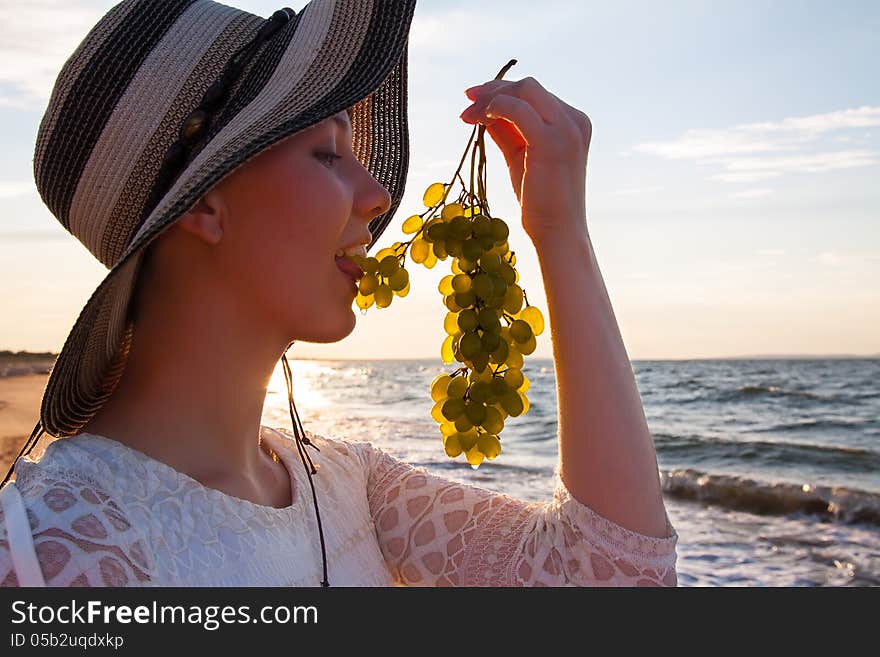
[451,274,472,293]
[505,346,524,370]
[434,242,449,262]
[389,267,408,291]
[462,238,483,262]
[454,414,474,432]
[457,308,479,332]
[378,255,399,278]
[471,273,493,300]
[503,284,524,314]
[519,333,537,355]
[468,381,492,404]
[465,445,485,467]
[457,430,478,451]
[441,397,466,421]
[444,294,462,312]
[410,238,430,263]
[481,407,504,435]
[520,305,545,336]
[454,290,476,308]
[500,389,524,417]
[441,202,465,221]
[444,311,459,335]
[440,334,454,364]
[464,400,487,425]
[477,433,502,459]
[438,274,455,296]
[489,339,509,365]
[449,216,472,240]
[374,284,393,308]
[402,214,423,234]
[443,434,463,457]
[471,351,490,373]
[358,273,379,296]
[431,373,451,401]
[430,399,446,423]
[490,217,509,243]
[509,319,533,343]
[489,377,508,398]
[460,331,482,360]
[477,307,500,332]
[480,331,501,353]
[423,182,446,207]
[447,376,469,399]
[472,214,492,237]
[503,368,524,391]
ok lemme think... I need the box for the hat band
[133,7,296,242]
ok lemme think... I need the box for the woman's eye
[317,152,342,166]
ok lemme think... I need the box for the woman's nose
[359,173,392,222]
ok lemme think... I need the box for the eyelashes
[316,152,342,166]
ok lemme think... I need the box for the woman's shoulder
[0,436,156,586]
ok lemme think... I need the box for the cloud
[0,181,35,199]
[754,249,786,256]
[613,185,664,196]
[0,1,108,112]
[731,188,773,199]
[631,106,880,184]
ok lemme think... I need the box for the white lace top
[0,426,679,587]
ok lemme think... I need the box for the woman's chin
[294,308,357,344]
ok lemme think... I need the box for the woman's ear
[176,189,227,245]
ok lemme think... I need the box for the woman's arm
[461,76,671,539]
[534,228,669,538]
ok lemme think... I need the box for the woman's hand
[460,76,591,244]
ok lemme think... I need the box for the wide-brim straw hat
[30,0,417,438]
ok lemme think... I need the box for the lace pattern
[1,427,678,587]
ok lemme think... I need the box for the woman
[0,0,677,587]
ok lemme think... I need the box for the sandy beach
[0,374,56,474]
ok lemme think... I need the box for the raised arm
[354,440,677,586]
[461,77,670,538]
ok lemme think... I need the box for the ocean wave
[0,363,52,377]
[752,418,869,433]
[661,468,880,526]
[667,383,871,406]
[653,433,880,471]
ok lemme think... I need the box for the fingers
[472,94,545,147]
[464,77,591,146]
[464,77,564,125]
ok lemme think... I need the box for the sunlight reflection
[267,359,330,408]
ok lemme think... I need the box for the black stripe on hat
[207,12,302,141]
[38,0,196,231]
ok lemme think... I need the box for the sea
[260,357,880,587]
[4,355,878,586]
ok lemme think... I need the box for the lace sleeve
[0,470,154,587]
[352,442,678,587]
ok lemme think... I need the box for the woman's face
[197,109,392,344]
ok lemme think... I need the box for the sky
[0,0,877,360]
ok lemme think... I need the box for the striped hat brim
[37,0,416,437]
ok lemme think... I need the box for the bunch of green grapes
[348,59,545,468]
[351,241,414,310]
